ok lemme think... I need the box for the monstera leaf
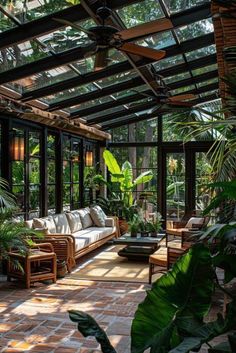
[131,244,215,353]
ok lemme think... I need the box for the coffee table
[113,233,166,260]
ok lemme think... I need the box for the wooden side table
[7,243,57,289]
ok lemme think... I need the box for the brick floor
[0,270,230,353]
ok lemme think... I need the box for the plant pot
[150,231,158,238]
[130,231,137,238]
[140,231,149,238]
[57,261,67,278]
[119,219,129,235]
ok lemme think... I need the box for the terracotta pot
[119,219,129,235]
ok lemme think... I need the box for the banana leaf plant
[96,150,153,209]
[68,243,236,353]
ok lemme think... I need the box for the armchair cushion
[66,210,83,233]
[90,205,106,227]
[185,217,204,229]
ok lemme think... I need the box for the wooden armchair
[149,245,190,284]
[166,216,209,246]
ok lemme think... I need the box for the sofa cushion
[72,227,115,252]
[66,211,83,233]
[32,216,56,234]
[185,217,204,229]
[78,208,93,229]
[90,205,106,227]
[52,214,71,234]
[42,216,57,234]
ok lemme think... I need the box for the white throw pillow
[78,208,93,229]
[66,211,83,233]
[33,216,56,234]
[185,217,204,229]
[90,205,106,227]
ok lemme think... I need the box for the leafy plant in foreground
[68,244,236,353]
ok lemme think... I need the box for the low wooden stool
[7,243,57,289]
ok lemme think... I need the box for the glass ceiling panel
[41,82,96,105]
[111,85,147,100]
[164,71,191,85]
[95,71,137,89]
[12,66,77,93]
[191,64,218,77]
[86,106,125,120]
[1,0,72,23]
[0,40,49,73]
[117,0,164,28]
[175,19,213,42]
[137,30,176,50]
[13,55,95,93]
[153,54,185,71]
[0,10,16,32]
[196,77,219,88]
[170,85,195,95]
[165,0,210,14]
[185,45,216,61]
[126,97,152,109]
[37,19,95,53]
[200,90,219,98]
[66,96,112,114]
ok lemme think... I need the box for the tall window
[47,133,56,214]
[11,127,42,219]
[62,136,81,211]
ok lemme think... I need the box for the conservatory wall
[108,116,214,221]
[0,115,99,220]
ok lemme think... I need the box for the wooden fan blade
[118,18,173,41]
[119,43,165,61]
[94,49,109,71]
[53,18,94,37]
[168,94,196,102]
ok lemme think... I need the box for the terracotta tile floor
[0,270,229,353]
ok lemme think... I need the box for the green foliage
[202,179,236,219]
[128,214,142,233]
[66,0,80,4]
[131,244,215,353]
[68,310,116,353]
[102,150,153,208]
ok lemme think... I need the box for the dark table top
[113,233,166,246]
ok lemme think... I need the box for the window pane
[166,153,185,219]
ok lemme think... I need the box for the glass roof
[0,0,219,128]
[1,0,72,23]
[117,0,164,28]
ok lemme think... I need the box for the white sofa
[25,207,119,272]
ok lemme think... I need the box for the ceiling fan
[132,71,196,112]
[54,1,172,71]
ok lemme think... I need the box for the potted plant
[139,220,149,237]
[147,212,163,237]
[128,214,141,238]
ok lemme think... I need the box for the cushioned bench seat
[73,226,117,252]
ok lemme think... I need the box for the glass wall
[11,127,42,219]
[62,135,81,211]
[47,133,56,214]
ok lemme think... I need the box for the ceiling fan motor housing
[96,6,112,21]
